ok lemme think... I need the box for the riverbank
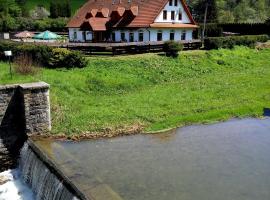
[1,46,270,136]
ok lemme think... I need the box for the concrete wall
[0,82,51,172]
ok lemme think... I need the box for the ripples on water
[0,169,34,200]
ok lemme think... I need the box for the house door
[93,32,105,42]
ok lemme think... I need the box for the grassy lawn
[1,47,270,136]
[24,0,87,14]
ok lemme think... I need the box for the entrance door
[93,32,105,42]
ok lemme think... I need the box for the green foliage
[48,48,88,69]
[0,41,87,69]
[163,41,184,58]
[1,47,270,134]
[50,0,71,18]
[187,0,270,23]
[204,35,269,49]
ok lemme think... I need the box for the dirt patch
[29,123,144,141]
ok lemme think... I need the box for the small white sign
[4,51,12,56]
[3,33,10,40]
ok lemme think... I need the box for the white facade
[69,28,92,42]
[155,0,191,23]
[68,0,195,43]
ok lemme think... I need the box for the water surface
[34,118,270,200]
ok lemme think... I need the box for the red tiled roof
[89,17,110,31]
[67,0,197,29]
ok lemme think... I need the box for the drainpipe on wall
[146,28,151,52]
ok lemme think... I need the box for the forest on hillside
[187,0,270,23]
[0,0,269,32]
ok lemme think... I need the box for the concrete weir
[0,82,87,200]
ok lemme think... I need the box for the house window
[171,11,175,20]
[121,32,126,41]
[170,30,175,40]
[178,11,182,20]
[112,32,116,42]
[157,30,163,41]
[169,0,173,6]
[163,10,167,20]
[181,31,186,40]
[73,31,77,40]
[129,32,134,42]
[139,31,144,42]
[174,0,178,6]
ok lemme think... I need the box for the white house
[67,0,198,43]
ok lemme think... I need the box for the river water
[33,118,270,200]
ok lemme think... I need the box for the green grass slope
[1,47,270,136]
[25,0,87,14]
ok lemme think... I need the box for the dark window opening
[163,10,167,20]
[171,11,175,20]
[112,32,116,41]
[121,32,126,41]
[169,0,173,6]
[181,31,186,40]
[174,0,178,6]
[179,12,182,20]
[157,31,163,41]
[129,32,134,42]
[139,31,144,42]
[170,31,175,40]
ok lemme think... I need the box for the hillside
[24,0,87,14]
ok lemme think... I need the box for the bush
[14,53,38,75]
[0,41,88,69]
[48,48,88,69]
[204,35,269,50]
[163,41,183,58]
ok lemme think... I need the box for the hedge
[0,40,87,68]
[204,35,269,50]
[163,41,183,58]
[200,23,270,37]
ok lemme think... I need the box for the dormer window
[169,0,173,6]
[163,10,167,20]
[171,11,175,20]
[174,0,178,6]
[178,11,182,20]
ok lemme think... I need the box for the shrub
[0,41,87,69]
[48,48,88,69]
[163,41,183,58]
[204,35,269,50]
[14,53,38,75]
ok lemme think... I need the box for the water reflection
[34,118,270,200]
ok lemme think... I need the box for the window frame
[171,11,175,20]
[139,31,144,42]
[112,32,116,42]
[73,31,77,40]
[129,32,134,42]
[178,11,182,20]
[163,10,167,20]
[170,30,175,41]
[157,30,163,41]
[121,32,126,41]
[181,31,186,40]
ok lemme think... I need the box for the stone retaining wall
[0,82,51,171]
